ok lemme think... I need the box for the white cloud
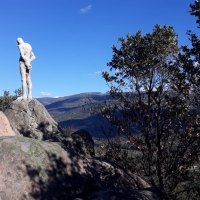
[94,71,101,74]
[54,96,61,98]
[80,5,92,13]
[88,70,107,76]
[88,71,100,76]
[40,92,52,96]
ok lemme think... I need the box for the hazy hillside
[37,92,113,137]
[37,97,69,106]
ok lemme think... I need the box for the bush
[0,89,22,112]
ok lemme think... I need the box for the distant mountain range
[37,92,113,138]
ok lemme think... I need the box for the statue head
[17,38,24,45]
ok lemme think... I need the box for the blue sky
[0,0,198,98]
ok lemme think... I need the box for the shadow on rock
[61,129,95,158]
[22,148,151,199]
[23,151,90,200]
[88,188,169,200]
[18,121,64,141]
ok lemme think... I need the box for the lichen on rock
[0,136,152,200]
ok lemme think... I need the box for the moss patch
[27,140,48,168]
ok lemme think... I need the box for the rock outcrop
[0,136,150,200]
[0,98,169,199]
[4,99,63,140]
[62,129,95,158]
[0,111,15,136]
[87,188,169,200]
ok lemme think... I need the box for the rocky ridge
[0,98,168,199]
[4,99,63,140]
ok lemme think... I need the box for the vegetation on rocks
[0,89,21,112]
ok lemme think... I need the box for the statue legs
[26,70,32,100]
[19,62,32,100]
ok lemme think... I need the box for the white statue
[17,38,36,100]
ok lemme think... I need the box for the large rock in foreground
[0,136,150,200]
[0,111,15,136]
[4,99,63,140]
[88,188,169,200]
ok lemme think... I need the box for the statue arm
[18,45,26,61]
[30,52,36,62]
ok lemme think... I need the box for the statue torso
[19,43,32,61]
